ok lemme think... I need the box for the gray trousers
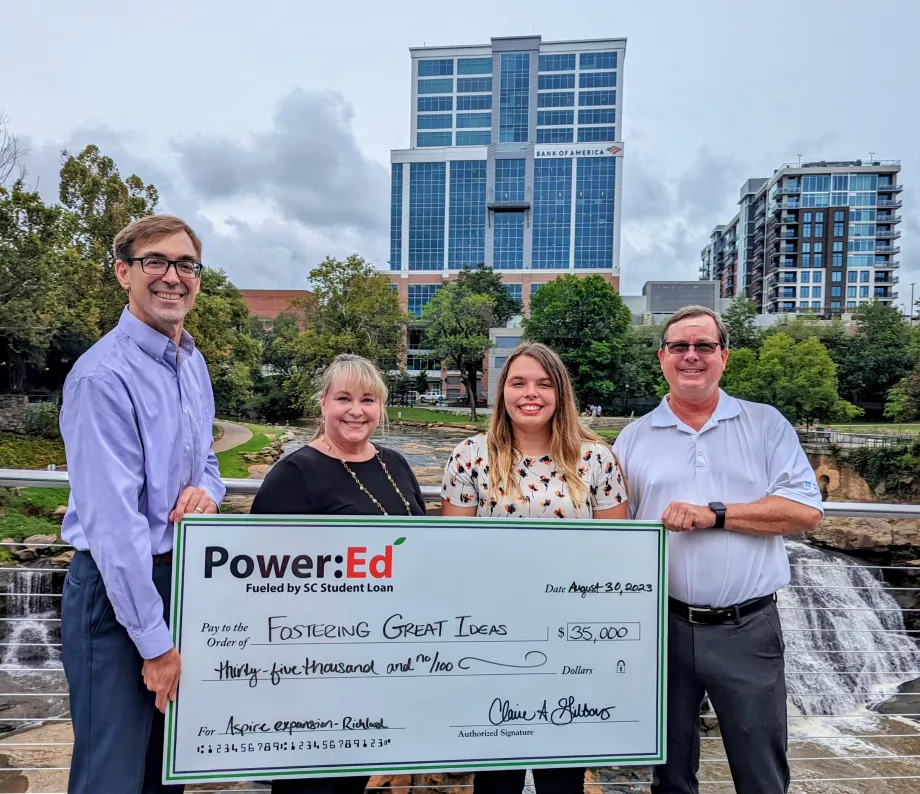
[652,602,789,794]
[62,551,183,794]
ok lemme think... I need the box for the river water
[1,426,919,791]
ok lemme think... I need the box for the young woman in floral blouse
[440,341,628,794]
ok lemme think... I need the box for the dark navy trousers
[62,550,183,794]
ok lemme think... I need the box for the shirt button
[185,445,190,452]
[155,357,161,363]
[698,452,703,457]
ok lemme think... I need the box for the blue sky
[4,0,918,304]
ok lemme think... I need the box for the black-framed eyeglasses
[661,341,722,356]
[127,257,203,280]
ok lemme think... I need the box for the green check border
[164,515,668,783]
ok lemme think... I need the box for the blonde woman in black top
[252,353,426,794]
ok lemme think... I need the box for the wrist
[708,501,726,529]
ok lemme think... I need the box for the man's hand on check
[169,487,218,523]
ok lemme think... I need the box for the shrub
[26,402,62,439]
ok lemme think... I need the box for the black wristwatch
[708,501,726,529]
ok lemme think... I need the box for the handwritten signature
[488,696,614,726]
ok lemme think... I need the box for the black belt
[153,551,173,567]
[668,593,775,625]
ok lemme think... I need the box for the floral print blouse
[440,433,628,519]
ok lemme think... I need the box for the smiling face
[114,230,201,342]
[503,355,557,436]
[320,377,382,450]
[658,314,729,400]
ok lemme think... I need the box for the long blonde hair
[311,354,389,441]
[487,342,602,506]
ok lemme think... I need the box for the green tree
[834,301,911,405]
[286,255,407,411]
[413,369,430,396]
[58,145,159,333]
[523,274,632,406]
[618,324,667,406]
[884,371,920,422]
[421,283,495,421]
[455,264,522,327]
[184,269,260,416]
[0,181,77,390]
[721,297,761,351]
[722,333,859,425]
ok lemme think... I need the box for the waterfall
[1,569,61,669]
[781,540,920,717]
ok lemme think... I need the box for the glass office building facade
[390,36,626,294]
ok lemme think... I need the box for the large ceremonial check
[164,515,667,785]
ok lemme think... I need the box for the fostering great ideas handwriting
[164,516,666,784]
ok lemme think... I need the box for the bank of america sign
[534,143,624,158]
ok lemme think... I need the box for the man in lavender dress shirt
[59,215,225,793]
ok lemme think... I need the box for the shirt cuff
[130,619,175,660]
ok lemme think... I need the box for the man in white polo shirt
[613,305,823,794]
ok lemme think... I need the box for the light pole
[911,283,916,327]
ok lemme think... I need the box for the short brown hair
[113,215,203,264]
[660,305,729,349]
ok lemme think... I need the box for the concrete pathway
[212,421,253,453]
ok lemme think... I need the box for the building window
[835,210,845,221]
[418,78,453,95]
[578,127,616,142]
[390,164,403,271]
[538,92,575,108]
[417,132,452,147]
[833,253,843,267]
[800,287,809,298]
[539,53,576,72]
[578,109,616,126]
[455,131,491,146]
[538,110,575,126]
[529,284,544,297]
[499,53,530,143]
[579,71,617,88]
[448,160,487,269]
[418,59,454,76]
[497,334,524,347]
[813,271,822,282]
[847,271,857,283]
[538,73,575,90]
[457,57,492,75]
[579,90,617,107]
[495,159,526,202]
[417,114,453,129]
[801,272,810,283]
[574,157,615,269]
[812,287,821,298]
[537,128,573,143]
[456,112,491,128]
[458,95,492,111]
[804,212,812,223]
[407,284,443,317]
[832,271,842,282]
[847,286,857,298]
[812,301,822,309]
[831,287,842,298]
[406,354,440,371]
[494,356,508,370]
[579,51,617,70]
[408,162,446,270]
[502,284,522,302]
[859,286,869,297]
[834,222,844,236]
[803,223,812,238]
[860,271,870,282]
[831,301,841,312]
[494,213,525,270]
[457,77,492,93]
[418,96,452,113]
[533,159,572,269]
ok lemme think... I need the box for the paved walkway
[212,421,253,453]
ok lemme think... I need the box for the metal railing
[2,469,920,791]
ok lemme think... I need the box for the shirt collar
[117,306,196,364]
[650,389,741,432]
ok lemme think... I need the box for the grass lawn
[215,423,280,479]
[830,423,920,436]
[0,487,69,547]
[387,407,487,425]
[0,433,66,469]
[595,429,621,441]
